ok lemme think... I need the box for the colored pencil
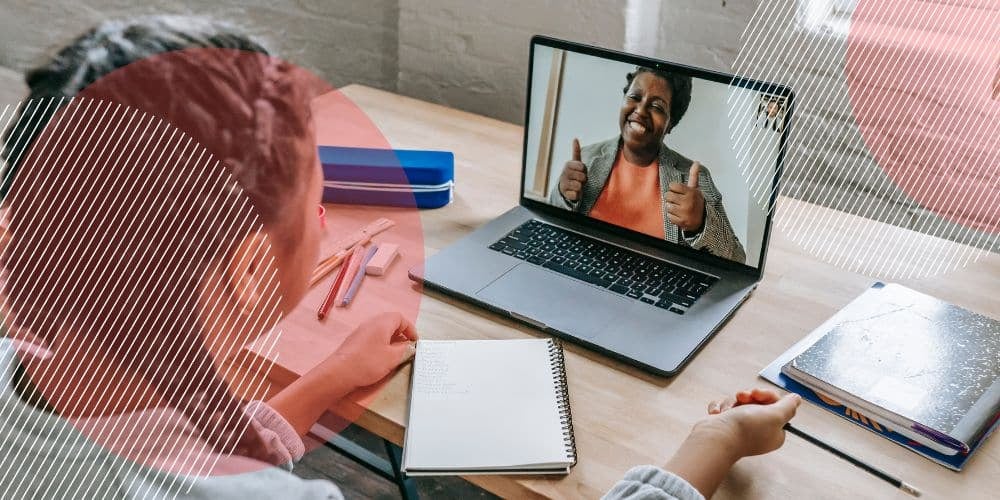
[342,245,379,306]
[333,247,365,307]
[784,424,921,497]
[310,217,396,286]
[317,246,356,320]
[311,249,350,285]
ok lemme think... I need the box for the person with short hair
[550,67,746,264]
[0,18,793,499]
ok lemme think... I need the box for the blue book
[318,146,454,208]
[761,282,1000,471]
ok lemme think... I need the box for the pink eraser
[365,243,399,276]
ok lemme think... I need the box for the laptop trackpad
[475,264,627,340]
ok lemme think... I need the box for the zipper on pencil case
[323,180,454,193]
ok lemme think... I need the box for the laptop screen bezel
[519,35,794,279]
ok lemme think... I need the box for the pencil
[310,217,395,285]
[333,247,366,307]
[311,250,348,285]
[784,423,921,497]
[342,245,379,306]
[317,246,356,320]
[311,233,378,284]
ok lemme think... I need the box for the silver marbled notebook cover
[784,283,1000,448]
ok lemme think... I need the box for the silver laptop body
[410,36,793,375]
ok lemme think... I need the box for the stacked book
[762,283,1000,470]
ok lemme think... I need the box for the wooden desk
[244,85,999,499]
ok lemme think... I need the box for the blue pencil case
[318,146,454,209]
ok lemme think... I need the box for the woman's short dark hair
[623,67,693,130]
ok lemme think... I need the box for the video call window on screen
[523,46,787,268]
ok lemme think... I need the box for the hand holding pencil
[663,388,799,499]
[679,388,920,497]
[702,388,801,458]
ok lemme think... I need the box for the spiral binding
[548,339,578,466]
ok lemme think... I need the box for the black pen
[784,423,921,497]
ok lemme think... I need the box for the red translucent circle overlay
[4,48,423,477]
[845,1,1000,234]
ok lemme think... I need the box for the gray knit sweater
[0,339,700,499]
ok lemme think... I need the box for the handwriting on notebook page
[413,341,472,401]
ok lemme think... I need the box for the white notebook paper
[401,339,577,475]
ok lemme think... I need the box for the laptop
[410,36,793,375]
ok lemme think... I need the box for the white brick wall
[0,0,400,92]
[0,0,748,123]
[397,0,626,123]
[1,0,993,253]
[0,67,24,105]
[736,0,998,253]
[649,0,758,71]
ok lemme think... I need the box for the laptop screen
[522,39,790,270]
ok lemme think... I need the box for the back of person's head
[1,16,271,198]
[0,15,324,471]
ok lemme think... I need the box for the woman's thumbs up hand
[666,161,706,232]
[558,138,588,202]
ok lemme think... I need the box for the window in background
[799,0,857,35]
[799,0,999,37]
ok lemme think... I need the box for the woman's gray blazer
[548,137,746,263]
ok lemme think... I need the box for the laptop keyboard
[488,220,718,314]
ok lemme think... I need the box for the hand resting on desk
[267,312,418,436]
[666,388,801,498]
[607,388,800,500]
[331,311,419,389]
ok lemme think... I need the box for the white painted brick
[0,0,400,94]
[2,0,991,252]
[397,0,626,123]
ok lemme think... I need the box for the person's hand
[557,138,587,202]
[330,312,418,389]
[666,161,706,232]
[663,389,800,498]
[696,388,801,459]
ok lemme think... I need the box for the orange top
[589,150,665,239]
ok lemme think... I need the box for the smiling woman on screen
[549,67,746,264]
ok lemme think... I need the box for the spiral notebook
[401,339,577,475]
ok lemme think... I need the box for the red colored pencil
[318,246,357,320]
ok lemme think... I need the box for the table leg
[320,434,419,500]
[384,439,419,500]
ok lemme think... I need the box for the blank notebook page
[403,339,571,470]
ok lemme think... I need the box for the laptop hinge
[509,311,547,330]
